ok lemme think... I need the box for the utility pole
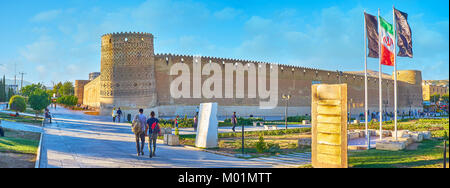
[282,94,291,130]
[14,62,16,86]
[19,72,26,92]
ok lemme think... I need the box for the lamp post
[336,70,343,84]
[348,98,353,124]
[282,94,291,130]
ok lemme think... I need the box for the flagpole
[378,8,383,140]
[393,6,398,140]
[364,10,370,149]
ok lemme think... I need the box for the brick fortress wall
[76,32,423,117]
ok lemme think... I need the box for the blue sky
[0,0,448,86]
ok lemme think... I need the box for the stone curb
[182,145,236,158]
[35,120,45,168]
[156,137,237,158]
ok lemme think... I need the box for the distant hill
[4,78,32,86]
[423,80,449,87]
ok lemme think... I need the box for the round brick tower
[395,70,423,112]
[99,32,157,114]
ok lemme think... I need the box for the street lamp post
[348,98,353,124]
[282,94,291,130]
[336,70,343,84]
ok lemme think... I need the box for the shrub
[223,117,263,126]
[255,134,267,153]
[286,116,311,122]
[56,95,78,107]
[9,95,26,114]
[267,143,281,153]
[160,117,194,128]
[28,89,51,118]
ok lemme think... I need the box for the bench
[264,125,277,130]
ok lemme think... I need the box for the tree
[441,93,449,104]
[53,82,62,95]
[430,93,441,103]
[59,81,74,96]
[21,83,45,97]
[28,89,51,120]
[56,95,78,107]
[9,95,26,116]
[0,76,5,102]
[6,88,15,102]
[7,87,14,102]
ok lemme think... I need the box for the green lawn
[178,128,312,158]
[349,139,449,168]
[0,112,44,126]
[349,118,449,138]
[0,129,40,154]
[7,107,41,116]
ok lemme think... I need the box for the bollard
[443,140,447,168]
[241,124,245,155]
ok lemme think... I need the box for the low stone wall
[375,130,432,151]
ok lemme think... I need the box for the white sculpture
[195,103,218,148]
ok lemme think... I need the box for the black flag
[394,8,413,58]
[365,12,379,58]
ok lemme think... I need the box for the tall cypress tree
[0,76,5,102]
[7,87,14,102]
[0,78,3,102]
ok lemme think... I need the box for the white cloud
[31,9,62,22]
[214,7,242,20]
[234,6,366,70]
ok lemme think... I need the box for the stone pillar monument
[195,103,218,148]
[311,84,348,168]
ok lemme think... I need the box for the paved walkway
[0,120,43,133]
[37,106,289,168]
[178,124,309,135]
[248,152,311,167]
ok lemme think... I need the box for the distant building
[89,72,101,81]
[422,82,449,101]
[6,84,18,95]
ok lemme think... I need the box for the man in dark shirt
[231,112,237,132]
[117,108,123,123]
[146,111,160,158]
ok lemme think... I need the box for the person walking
[117,108,123,123]
[231,112,238,132]
[132,109,147,156]
[112,108,117,123]
[174,115,179,129]
[193,112,198,133]
[45,108,52,123]
[146,111,160,158]
[0,120,4,137]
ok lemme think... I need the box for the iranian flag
[379,16,395,66]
